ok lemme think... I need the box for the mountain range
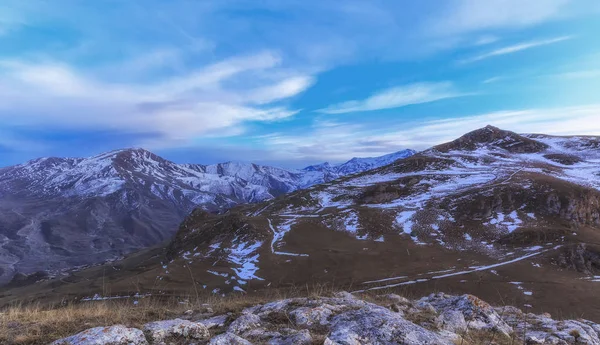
[2,126,600,321]
[6,125,600,322]
[0,148,415,284]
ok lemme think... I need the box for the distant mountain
[0,148,415,284]
[302,150,416,176]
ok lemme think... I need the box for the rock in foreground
[51,292,600,344]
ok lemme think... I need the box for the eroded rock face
[51,325,148,345]
[50,292,600,345]
[556,243,600,274]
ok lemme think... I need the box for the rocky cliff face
[50,292,600,345]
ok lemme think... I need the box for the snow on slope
[0,147,416,284]
[0,148,417,205]
[255,127,600,255]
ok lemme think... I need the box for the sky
[1,0,600,168]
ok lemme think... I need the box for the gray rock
[229,313,262,335]
[501,305,600,345]
[208,333,253,345]
[290,304,335,327]
[333,291,356,300]
[269,329,312,345]
[243,328,282,341]
[436,309,467,333]
[422,293,513,337]
[51,325,148,345]
[325,304,453,345]
[415,301,437,315]
[381,294,411,305]
[197,314,229,329]
[143,319,209,343]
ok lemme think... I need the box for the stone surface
[502,309,600,345]
[197,314,229,329]
[51,325,148,345]
[421,293,513,337]
[208,333,253,345]
[381,294,411,305]
[142,319,209,343]
[325,305,454,345]
[269,329,313,345]
[290,304,335,327]
[228,313,262,335]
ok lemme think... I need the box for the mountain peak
[302,162,332,172]
[434,125,548,153]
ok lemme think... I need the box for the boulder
[421,293,513,337]
[197,314,229,329]
[208,333,253,345]
[51,325,148,345]
[229,313,262,335]
[290,304,335,327]
[269,329,313,345]
[142,319,209,343]
[325,304,453,345]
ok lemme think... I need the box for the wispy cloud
[0,51,314,149]
[430,0,571,35]
[482,76,505,84]
[318,82,460,114]
[552,69,600,79]
[260,104,600,165]
[461,36,573,63]
[474,35,499,46]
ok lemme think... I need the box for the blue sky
[1,0,600,168]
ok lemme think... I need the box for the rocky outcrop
[51,325,148,345]
[419,293,513,336]
[142,319,210,343]
[556,243,600,274]
[50,292,600,345]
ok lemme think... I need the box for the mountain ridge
[4,126,600,323]
[0,147,416,284]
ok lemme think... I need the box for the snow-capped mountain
[106,126,599,312]
[0,148,415,284]
[302,149,416,176]
[11,126,600,319]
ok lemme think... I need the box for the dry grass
[2,297,189,345]
[0,283,340,345]
[1,285,534,345]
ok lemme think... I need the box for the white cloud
[261,105,600,163]
[368,105,600,150]
[460,36,573,63]
[482,76,505,84]
[0,51,313,148]
[474,35,499,46]
[318,82,460,114]
[431,0,571,35]
[552,69,600,79]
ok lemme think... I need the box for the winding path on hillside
[351,245,561,293]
